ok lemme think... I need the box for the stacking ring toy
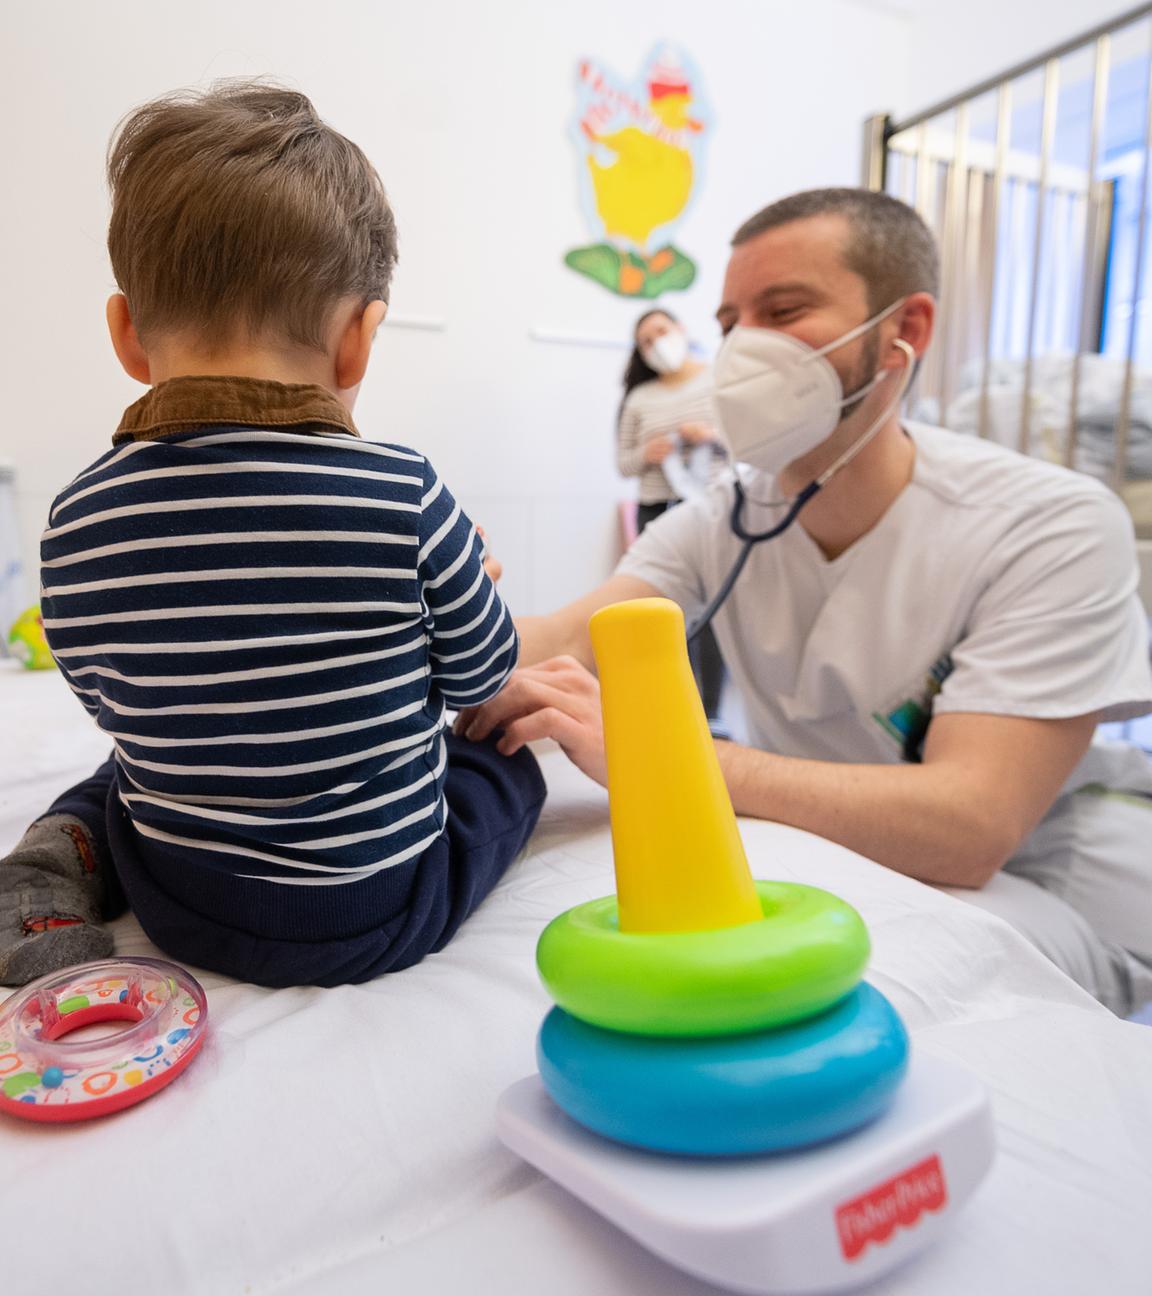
[537,881,869,1037]
[538,983,909,1156]
[522,599,915,1163]
[0,957,207,1123]
[501,601,992,1296]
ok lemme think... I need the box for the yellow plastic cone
[589,598,763,934]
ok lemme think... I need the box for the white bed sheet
[1,663,1151,1295]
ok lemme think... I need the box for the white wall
[0,0,908,617]
[898,0,1135,117]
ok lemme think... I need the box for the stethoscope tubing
[686,478,821,642]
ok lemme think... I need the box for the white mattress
[2,663,1151,1295]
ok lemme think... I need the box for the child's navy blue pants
[41,734,545,987]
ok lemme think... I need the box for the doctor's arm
[512,574,662,671]
[458,658,1098,888]
[713,709,1099,888]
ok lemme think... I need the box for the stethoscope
[686,339,916,643]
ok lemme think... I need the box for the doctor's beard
[838,331,883,424]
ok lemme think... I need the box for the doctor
[461,187,1152,1016]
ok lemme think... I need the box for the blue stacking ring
[537,982,909,1157]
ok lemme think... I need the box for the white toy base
[496,1053,994,1295]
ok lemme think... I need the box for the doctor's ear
[888,292,935,366]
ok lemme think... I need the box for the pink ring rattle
[0,957,207,1123]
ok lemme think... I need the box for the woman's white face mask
[644,329,689,375]
[713,299,905,475]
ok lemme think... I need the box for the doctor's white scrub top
[616,421,1152,777]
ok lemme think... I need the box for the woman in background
[617,308,727,528]
[616,307,727,722]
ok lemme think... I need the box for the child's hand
[477,527,502,583]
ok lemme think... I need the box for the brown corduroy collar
[113,375,360,444]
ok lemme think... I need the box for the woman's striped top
[40,378,518,908]
[616,368,726,504]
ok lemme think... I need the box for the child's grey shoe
[0,816,112,986]
[0,919,114,985]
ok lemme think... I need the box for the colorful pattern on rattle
[0,957,207,1123]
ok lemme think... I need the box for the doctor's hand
[642,435,676,465]
[454,657,607,787]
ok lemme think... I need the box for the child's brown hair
[107,80,398,351]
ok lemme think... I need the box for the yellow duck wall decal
[566,46,713,298]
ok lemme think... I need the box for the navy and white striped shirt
[41,377,518,902]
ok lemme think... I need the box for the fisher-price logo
[835,1155,947,1261]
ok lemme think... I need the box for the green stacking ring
[536,881,870,1037]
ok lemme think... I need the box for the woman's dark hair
[621,308,680,400]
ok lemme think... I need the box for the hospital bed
[940,355,1152,558]
[863,5,1152,608]
[2,662,1151,1294]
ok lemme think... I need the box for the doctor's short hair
[732,188,939,310]
[106,79,398,351]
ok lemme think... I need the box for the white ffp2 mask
[713,300,905,475]
[645,330,689,375]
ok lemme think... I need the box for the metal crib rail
[862,2,1152,538]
